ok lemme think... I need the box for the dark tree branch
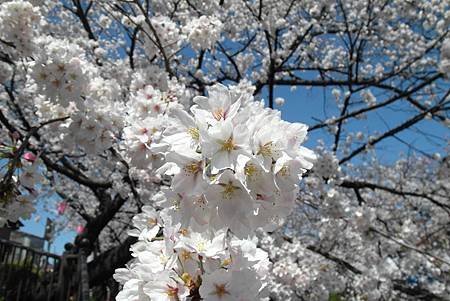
[88,236,137,287]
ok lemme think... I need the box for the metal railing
[0,238,60,300]
[0,238,89,301]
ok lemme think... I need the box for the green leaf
[329,292,343,301]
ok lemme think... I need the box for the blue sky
[271,85,448,163]
[22,196,76,254]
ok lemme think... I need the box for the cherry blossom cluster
[0,149,39,227]
[0,0,41,57]
[115,84,315,299]
[0,61,13,83]
[122,84,184,170]
[62,77,125,154]
[31,38,90,107]
[141,16,180,59]
[1,0,448,299]
[115,205,270,301]
[159,84,315,236]
[184,16,223,51]
[273,154,450,300]
[440,38,450,76]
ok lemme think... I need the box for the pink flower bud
[76,225,85,234]
[57,201,68,215]
[23,152,37,162]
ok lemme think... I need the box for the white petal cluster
[0,195,35,227]
[115,204,270,301]
[62,78,125,154]
[0,61,13,83]
[440,38,450,76]
[309,149,341,181]
[130,66,169,93]
[31,38,90,107]
[0,0,41,57]
[116,84,314,300]
[360,89,377,107]
[184,16,223,50]
[160,84,315,236]
[122,84,184,169]
[143,16,180,59]
[0,159,41,227]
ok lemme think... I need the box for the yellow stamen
[159,254,169,264]
[196,241,206,252]
[188,127,200,141]
[278,165,290,177]
[220,181,239,200]
[221,137,235,152]
[178,228,189,236]
[166,285,178,297]
[184,161,201,174]
[213,283,228,298]
[258,141,273,157]
[181,273,193,286]
[244,163,258,178]
[171,198,180,209]
[222,258,232,267]
[180,250,192,262]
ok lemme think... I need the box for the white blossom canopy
[0,0,449,300]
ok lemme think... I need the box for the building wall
[9,231,45,251]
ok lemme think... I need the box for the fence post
[58,243,73,301]
[78,238,90,301]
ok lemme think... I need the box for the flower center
[196,241,206,252]
[220,181,239,200]
[141,105,149,113]
[221,258,232,267]
[258,141,273,157]
[57,64,66,72]
[194,196,207,208]
[147,218,157,226]
[178,228,189,236]
[213,283,228,298]
[188,127,200,141]
[51,79,61,88]
[180,250,193,261]
[278,165,290,177]
[221,137,235,152]
[166,285,178,297]
[212,108,225,121]
[38,72,47,80]
[184,161,202,174]
[244,163,258,178]
[181,273,194,288]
